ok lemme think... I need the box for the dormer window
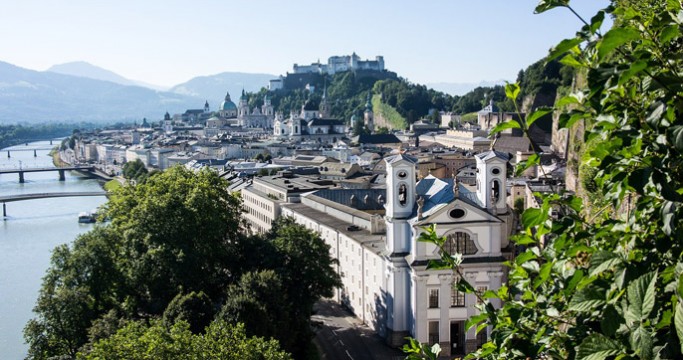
[397,170,407,179]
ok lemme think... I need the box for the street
[312,300,404,360]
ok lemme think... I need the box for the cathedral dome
[220,91,237,111]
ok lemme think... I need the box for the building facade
[280,151,513,356]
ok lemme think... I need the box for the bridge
[1,191,107,218]
[0,166,95,183]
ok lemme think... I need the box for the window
[476,286,488,305]
[451,279,465,307]
[444,232,478,255]
[429,289,439,308]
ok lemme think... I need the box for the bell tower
[382,153,416,346]
[475,151,509,213]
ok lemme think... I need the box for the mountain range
[0,61,276,124]
[0,60,498,124]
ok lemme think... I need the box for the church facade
[273,91,347,144]
[281,151,512,356]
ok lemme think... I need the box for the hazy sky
[1,0,609,88]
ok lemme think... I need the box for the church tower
[364,93,374,133]
[203,100,210,114]
[262,95,274,117]
[382,153,416,346]
[238,89,249,117]
[319,86,330,118]
[474,151,509,213]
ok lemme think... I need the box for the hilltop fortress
[269,53,394,91]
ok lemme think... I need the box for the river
[0,141,107,359]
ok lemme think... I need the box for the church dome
[220,91,237,111]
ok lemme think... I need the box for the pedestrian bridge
[1,191,107,218]
[0,166,95,183]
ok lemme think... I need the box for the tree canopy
[25,166,340,359]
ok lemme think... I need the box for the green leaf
[589,251,623,277]
[670,126,683,152]
[465,312,488,332]
[534,0,569,14]
[505,82,520,101]
[590,10,605,34]
[560,53,585,68]
[515,153,540,176]
[533,261,553,289]
[675,300,683,353]
[548,37,583,62]
[570,286,605,312]
[601,305,622,337]
[526,107,553,128]
[598,27,640,59]
[630,326,654,359]
[515,250,537,266]
[661,24,680,43]
[646,101,666,128]
[618,60,647,85]
[576,334,623,360]
[625,272,657,324]
[521,207,547,228]
[489,120,521,136]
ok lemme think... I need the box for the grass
[104,179,122,192]
[372,94,407,130]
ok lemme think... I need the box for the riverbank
[49,148,67,167]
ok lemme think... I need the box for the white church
[280,150,513,356]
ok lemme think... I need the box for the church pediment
[415,198,502,226]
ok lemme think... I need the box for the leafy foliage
[25,166,341,359]
[121,159,148,183]
[81,320,292,360]
[407,1,683,359]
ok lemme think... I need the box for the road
[312,300,404,360]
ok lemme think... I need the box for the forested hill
[241,58,573,129]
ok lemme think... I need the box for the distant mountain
[0,61,200,124]
[427,80,506,96]
[170,72,276,109]
[47,61,168,91]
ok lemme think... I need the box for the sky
[0,0,610,88]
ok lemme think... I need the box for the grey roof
[309,118,344,126]
[475,150,509,162]
[384,153,417,165]
[312,188,386,211]
[414,175,484,218]
[357,134,401,144]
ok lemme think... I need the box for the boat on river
[78,211,97,223]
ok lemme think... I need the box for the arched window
[398,183,407,206]
[444,232,478,255]
[492,179,500,203]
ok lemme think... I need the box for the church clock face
[397,170,407,179]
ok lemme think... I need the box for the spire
[205,100,209,107]
[365,92,372,112]
[225,91,231,101]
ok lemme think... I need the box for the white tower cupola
[474,151,509,213]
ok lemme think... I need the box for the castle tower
[474,151,509,213]
[382,153,416,346]
[364,93,374,133]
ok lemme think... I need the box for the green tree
[264,217,342,358]
[219,270,293,350]
[408,1,683,359]
[25,166,245,358]
[81,320,291,360]
[105,166,244,314]
[121,159,148,182]
[162,291,214,334]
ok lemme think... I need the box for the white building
[280,151,513,356]
[293,53,385,75]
